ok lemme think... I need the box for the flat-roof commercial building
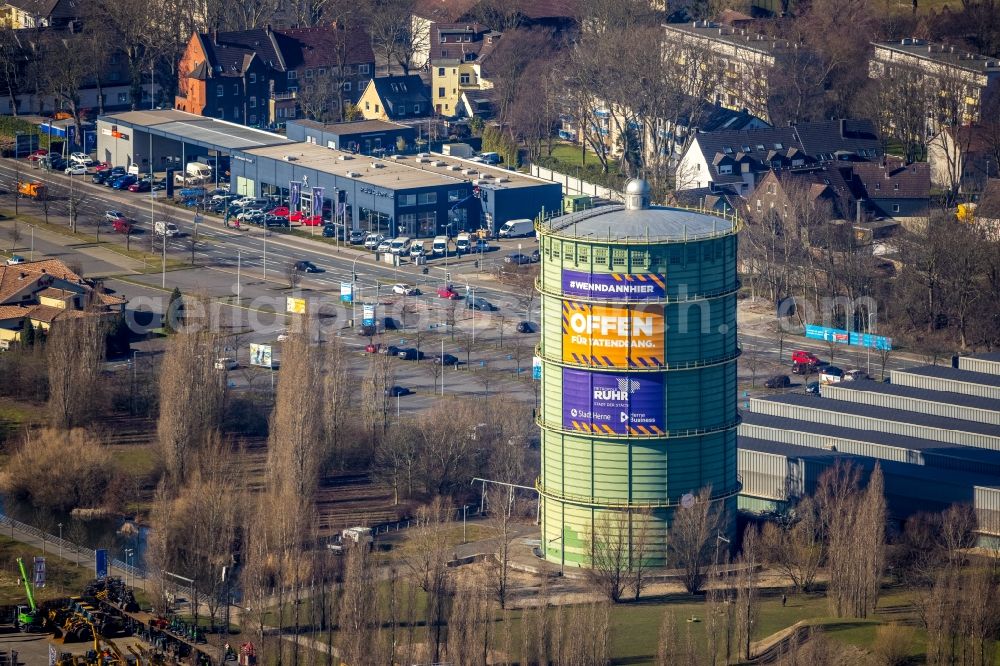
[286,119,417,155]
[97,109,561,237]
[737,355,1000,546]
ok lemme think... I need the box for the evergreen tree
[21,321,35,347]
[165,288,182,334]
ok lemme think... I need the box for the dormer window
[756,144,765,151]
[718,164,733,175]
[441,35,447,42]
[723,146,733,154]
[774,143,783,149]
[894,183,899,190]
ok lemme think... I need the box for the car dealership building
[97,109,561,237]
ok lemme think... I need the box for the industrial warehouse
[738,353,1000,547]
[95,109,561,237]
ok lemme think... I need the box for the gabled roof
[0,259,84,305]
[690,119,882,173]
[851,158,930,200]
[368,75,430,117]
[413,0,578,23]
[461,89,494,118]
[760,166,862,218]
[430,22,499,63]
[4,0,61,19]
[275,26,374,69]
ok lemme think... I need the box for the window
[399,212,416,230]
[438,87,445,97]
[305,69,313,79]
[767,183,775,194]
[109,71,119,81]
[399,194,416,206]
[249,72,256,83]
[413,104,420,114]
[893,183,899,190]
[418,192,437,205]
[249,97,256,108]
[718,164,732,175]
[118,92,128,104]
[365,101,370,110]
[318,68,326,76]
[217,107,224,118]
[342,82,351,92]
[438,67,445,76]
[344,65,354,74]
[774,143,783,149]
[448,189,463,202]
[612,249,626,266]
[109,54,119,64]
[233,107,239,119]
[359,64,369,74]
[874,182,880,191]
[460,73,470,84]
[216,84,223,96]
[288,70,297,80]
[892,204,900,213]
[288,86,297,93]
[287,107,296,118]
[233,84,238,94]
[723,146,733,154]
[249,115,256,124]
[375,104,379,113]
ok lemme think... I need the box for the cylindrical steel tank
[536,179,742,566]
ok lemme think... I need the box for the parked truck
[497,218,535,238]
[17,181,46,199]
[173,162,213,186]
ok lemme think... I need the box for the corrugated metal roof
[739,437,998,488]
[897,365,1000,388]
[831,380,1000,412]
[740,412,1000,462]
[754,394,1000,438]
[153,119,292,150]
[970,352,1000,362]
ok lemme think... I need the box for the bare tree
[588,510,634,603]
[405,499,453,663]
[485,486,517,609]
[760,496,822,593]
[7,220,20,251]
[668,486,722,594]
[46,315,106,429]
[734,526,762,661]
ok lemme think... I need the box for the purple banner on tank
[561,269,666,300]
[562,368,664,436]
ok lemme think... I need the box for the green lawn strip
[0,535,95,605]
[107,445,158,478]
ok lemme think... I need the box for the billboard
[250,343,273,368]
[804,324,892,350]
[341,282,353,303]
[562,270,666,301]
[95,548,108,578]
[286,296,306,314]
[562,301,664,367]
[33,557,45,588]
[362,304,375,326]
[562,368,665,436]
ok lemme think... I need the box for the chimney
[856,199,863,224]
[840,118,847,137]
[212,29,218,45]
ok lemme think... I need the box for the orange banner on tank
[561,301,664,368]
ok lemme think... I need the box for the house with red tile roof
[0,259,125,344]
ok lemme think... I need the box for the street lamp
[124,548,134,589]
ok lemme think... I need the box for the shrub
[0,428,113,511]
[872,623,914,666]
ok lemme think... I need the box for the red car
[93,161,113,171]
[437,285,460,299]
[26,149,48,162]
[269,206,290,217]
[112,219,133,234]
[299,215,324,226]
[791,350,820,366]
[365,343,379,353]
[128,180,151,192]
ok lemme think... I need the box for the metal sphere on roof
[625,178,651,195]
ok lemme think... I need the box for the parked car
[294,260,322,273]
[269,206,290,217]
[843,369,870,381]
[128,180,151,192]
[385,386,411,397]
[392,283,419,296]
[516,321,534,333]
[436,285,460,299]
[357,324,377,337]
[764,375,791,389]
[379,345,401,356]
[111,175,138,190]
[105,210,126,223]
[791,350,821,366]
[472,239,490,253]
[112,219,133,234]
[467,297,494,311]
[397,348,424,361]
[299,215,324,226]
[264,216,290,228]
[322,225,337,238]
[806,381,820,395]
[364,233,384,250]
[820,366,845,385]
[365,343,379,354]
[376,239,392,253]
[530,249,541,263]
[64,164,88,176]
[349,230,366,245]
[213,357,238,371]
[792,362,815,375]
[434,353,458,366]
[6,255,24,265]
[92,161,113,171]
[154,221,180,237]
[505,253,531,265]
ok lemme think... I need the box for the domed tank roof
[625,179,651,195]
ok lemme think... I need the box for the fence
[528,164,623,202]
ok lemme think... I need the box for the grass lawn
[545,143,618,172]
[0,535,95,605]
[107,445,159,479]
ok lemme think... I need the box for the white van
[432,236,449,255]
[455,232,471,254]
[410,240,426,257]
[390,236,412,255]
[154,221,180,237]
[498,218,534,238]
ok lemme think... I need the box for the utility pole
[236,250,241,303]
